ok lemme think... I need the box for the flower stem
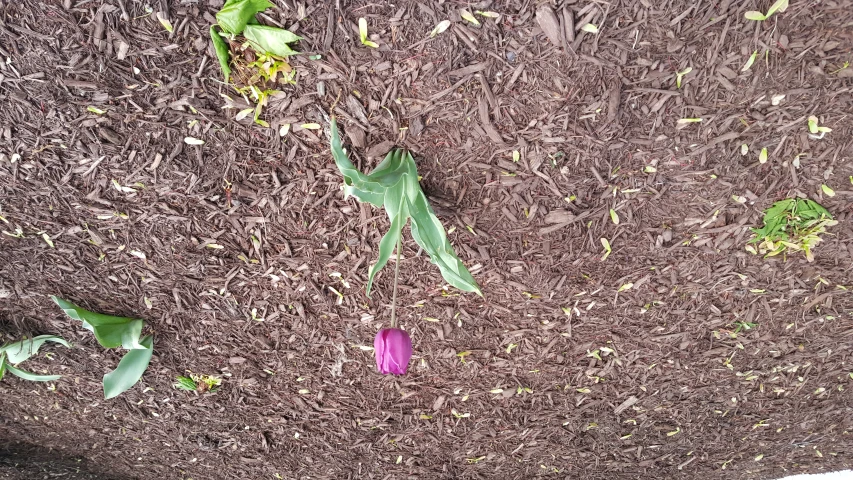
[390,234,402,328]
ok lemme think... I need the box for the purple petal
[374,328,412,375]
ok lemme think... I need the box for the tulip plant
[329,117,481,375]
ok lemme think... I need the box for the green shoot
[329,118,481,297]
[581,24,599,34]
[742,51,758,72]
[358,18,379,48]
[821,184,835,197]
[52,297,153,399]
[746,198,837,262]
[807,116,832,138]
[744,0,788,21]
[430,20,451,38]
[675,67,692,88]
[600,238,612,261]
[460,10,480,25]
[0,335,69,382]
[830,61,849,75]
[759,147,768,164]
[175,373,221,393]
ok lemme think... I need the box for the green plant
[210,0,301,126]
[329,118,481,299]
[807,116,832,139]
[52,297,154,399]
[675,67,692,88]
[175,372,222,393]
[358,18,379,48]
[744,0,788,21]
[0,335,69,382]
[746,198,837,262]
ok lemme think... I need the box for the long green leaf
[408,186,482,295]
[52,296,144,350]
[330,118,385,207]
[216,0,273,34]
[210,26,232,83]
[243,25,301,57]
[0,354,6,381]
[1,335,69,365]
[366,185,408,297]
[5,364,61,382]
[104,335,154,400]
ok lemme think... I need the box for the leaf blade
[5,364,61,382]
[210,26,232,83]
[103,335,154,400]
[242,24,301,57]
[216,0,273,34]
[1,335,69,365]
[52,296,144,350]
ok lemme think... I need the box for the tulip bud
[374,328,412,375]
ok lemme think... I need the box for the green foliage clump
[329,118,481,297]
[746,198,836,262]
[53,297,153,399]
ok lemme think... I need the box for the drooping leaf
[366,186,408,297]
[243,24,301,57]
[103,335,154,399]
[53,297,145,350]
[210,25,232,83]
[5,364,61,382]
[329,118,481,296]
[1,335,69,365]
[216,0,273,34]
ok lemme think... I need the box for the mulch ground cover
[1,0,852,478]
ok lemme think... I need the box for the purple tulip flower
[374,328,412,375]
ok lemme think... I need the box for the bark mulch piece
[1,0,852,479]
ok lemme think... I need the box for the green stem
[390,234,402,328]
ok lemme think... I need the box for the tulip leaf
[5,364,61,382]
[0,353,6,381]
[104,335,154,399]
[53,296,154,398]
[52,296,144,350]
[210,26,232,83]
[330,118,482,297]
[1,335,69,365]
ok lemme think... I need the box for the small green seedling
[330,118,481,297]
[358,18,379,48]
[0,335,69,382]
[430,20,451,38]
[807,116,832,139]
[744,0,788,21]
[210,0,301,126]
[53,297,153,399]
[742,51,758,72]
[732,321,758,335]
[759,147,768,164]
[581,24,599,34]
[460,9,480,25]
[175,372,222,393]
[746,198,837,262]
[675,67,692,88]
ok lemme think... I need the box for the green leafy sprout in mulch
[210,0,302,127]
[746,198,837,262]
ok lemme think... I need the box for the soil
[1,0,852,479]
